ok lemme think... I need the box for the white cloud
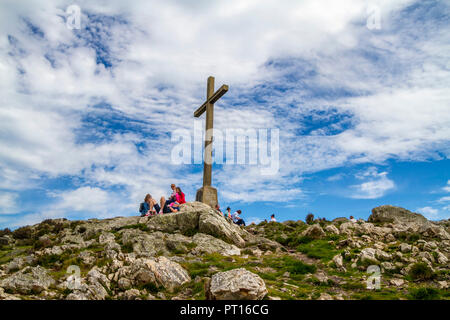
[417,206,439,220]
[0,192,18,214]
[350,168,395,199]
[443,180,450,193]
[438,196,450,203]
[0,0,449,227]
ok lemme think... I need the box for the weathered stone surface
[325,225,340,235]
[128,256,190,292]
[207,268,267,300]
[198,207,246,247]
[0,287,21,300]
[0,266,55,294]
[436,251,448,265]
[369,205,428,225]
[332,254,346,272]
[139,202,247,247]
[318,292,333,300]
[340,222,356,235]
[359,248,378,264]
[121,229,168,257]
[375,249,392,261]
[5,255,35,273]
[400,243,412,253]
[191,233,241,256]
[301,224,326,239]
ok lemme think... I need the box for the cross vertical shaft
[203,76,214,187]
[193,76,228,208]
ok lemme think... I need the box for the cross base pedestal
[195,186,218,208]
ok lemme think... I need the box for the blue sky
[0,0,449,228]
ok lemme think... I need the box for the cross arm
[194,84,229,117]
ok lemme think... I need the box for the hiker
[215,204,223,216]
[139,194,157,217]
[350,215,357,223]
[166,183,177,205]
[270,214,276,222]
[225,207,232,220]
[232,210,245,226]
[158,196,180,214]
[175,186,186,204]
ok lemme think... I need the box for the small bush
[0,228,12,237]
[408,287,440,300]
[306,213,314,225]
[285,259,316,275]
[408,262,435,281]
[121,243,134,253]
[182,228,198,237]
[33,238,53,250]
[12,226,33,240]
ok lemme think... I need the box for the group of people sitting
[138,184,247,228]
[139,184,186,216]
[214,205,246,226]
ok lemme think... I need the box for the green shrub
[121,243,134,253]
[408,287,440,300]
[182,228,198,237]
[0,228,12,237]
[408,262,435,281]
[33,238,53,250]
[286,259,316,275]
[306,213,314,225]
[12,226,32,240]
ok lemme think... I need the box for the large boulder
[359,248,378,264]
[0,266,56,294]
[369,206,428,225]
[206,268,267,300]
[191,233,241,256]
[301,224,326,239]
[141,202,247,247]
[130,256,191,292]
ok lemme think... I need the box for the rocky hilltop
[0,203,448,300]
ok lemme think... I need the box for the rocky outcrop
[206,268,267,300]
[191,233,241,256]
[141,202,247,247]
[369,205,429,224]
[0,266,56,294]
[302,224,325,239]
[1,203,449,301]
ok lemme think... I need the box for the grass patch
[297,239,340,261]
[407,262,435,281]
[407,287,440,300]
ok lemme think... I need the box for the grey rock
[369,205,428,224]
[0,266,56,294]
[301,224,326,239]
[191,233,241,256]
[207,268,267,300]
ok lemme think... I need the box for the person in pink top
[175,187,186,204]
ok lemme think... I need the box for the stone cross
[194,76,228,208]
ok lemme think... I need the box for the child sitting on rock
[139,194,157,217]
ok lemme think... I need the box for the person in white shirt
[270,214,276,222]
[232,210,245,226]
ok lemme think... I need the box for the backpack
[139,202,145,215]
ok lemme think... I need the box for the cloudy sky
[0,0,449,228]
